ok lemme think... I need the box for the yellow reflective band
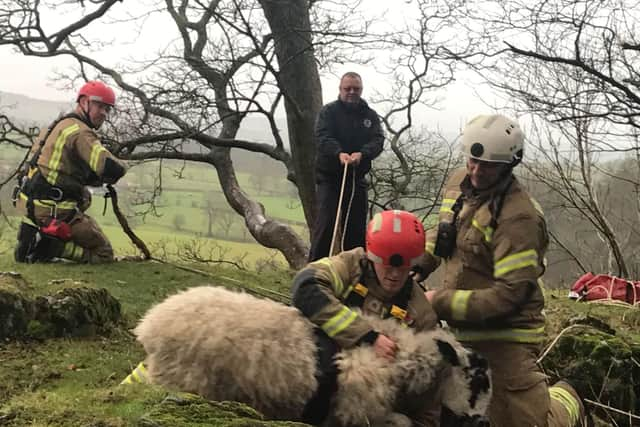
[61,242,79,260]
[353,283,368,297]
[19,192,77,210]
[453,325,546,343]
[321,306,358,337]
[121,362,149,385]
[440,198,456,214]
[425,241,435,255]
[315,258,344,296]
[471,219,493,243]
[390,305,407,321]
[549,386,580,426]
[47,124,80,185]
[494,249,538,277]
[451,290,472,321]
[89,144,107,172]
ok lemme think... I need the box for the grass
[0,253,297,426]
[0,256,638,425]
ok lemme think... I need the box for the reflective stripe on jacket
[34,116,125,191]
[421,168,548,342]
[291,247,438,349]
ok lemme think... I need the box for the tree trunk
[259,0,323,231]
[211,146,308,269]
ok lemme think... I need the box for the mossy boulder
[32,287,122,337]
[0,271,30,293]
[541,316,640,425]
[0,286,121,340]
[0,290,32,339]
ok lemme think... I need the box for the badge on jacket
[363,119,372,128]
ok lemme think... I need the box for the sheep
[134,286,491,427]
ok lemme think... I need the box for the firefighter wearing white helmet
[418,114,589,426]
[13,80,128,264]
[460,114,524,165]
[290,210,442,425]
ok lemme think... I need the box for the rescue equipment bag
[569,272,640,305]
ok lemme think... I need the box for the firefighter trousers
[469,342,586,427]
[17,198,114,263]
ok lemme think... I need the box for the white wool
[134,286,491,425]
[134,286,318,419]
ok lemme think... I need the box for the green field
[1,156,309,269]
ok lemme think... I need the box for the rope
[340,167,357,254]
[329,162,349,257]
[149,256,291,304]
[536,324,587,364]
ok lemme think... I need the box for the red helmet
[77,81,116,106]
[366,210,425,267]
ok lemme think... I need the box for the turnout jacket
[20,114,126,212]
[292,247,438,349]
[420,168,548,344]
[315,99,384,181]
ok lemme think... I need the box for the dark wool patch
[466,352,491,409]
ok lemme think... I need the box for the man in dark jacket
[308,72,384,261]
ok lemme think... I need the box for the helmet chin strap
[80,101,98,130]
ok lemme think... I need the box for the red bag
[40,218,72,241]
[569,273,640,304]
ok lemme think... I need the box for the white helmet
[460,114,524,166]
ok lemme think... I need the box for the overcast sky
[0,51,494,135]
[0,0,497,134]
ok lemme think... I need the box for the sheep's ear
[436,339,460,366]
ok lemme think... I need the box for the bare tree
[370,0,472,218]
[0,0,477,268]
[0,0,340,268]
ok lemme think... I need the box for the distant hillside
[0,90,292,176]
[0,90,71,126]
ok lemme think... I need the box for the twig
[584,399,640,420]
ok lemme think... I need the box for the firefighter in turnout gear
[13,80,127,263]
[420,114,588,427]
[292,210,443,426]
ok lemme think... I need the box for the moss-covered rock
[0,287,121,340]
[32,287,122,337]
[0,290,32,339]
[0,271,30,293]
[541,318,640,425]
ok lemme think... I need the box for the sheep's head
[436,339,491,427]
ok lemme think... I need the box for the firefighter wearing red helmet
[76,81,116,129]
[291,210,442,426]
[13,80,127,264]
